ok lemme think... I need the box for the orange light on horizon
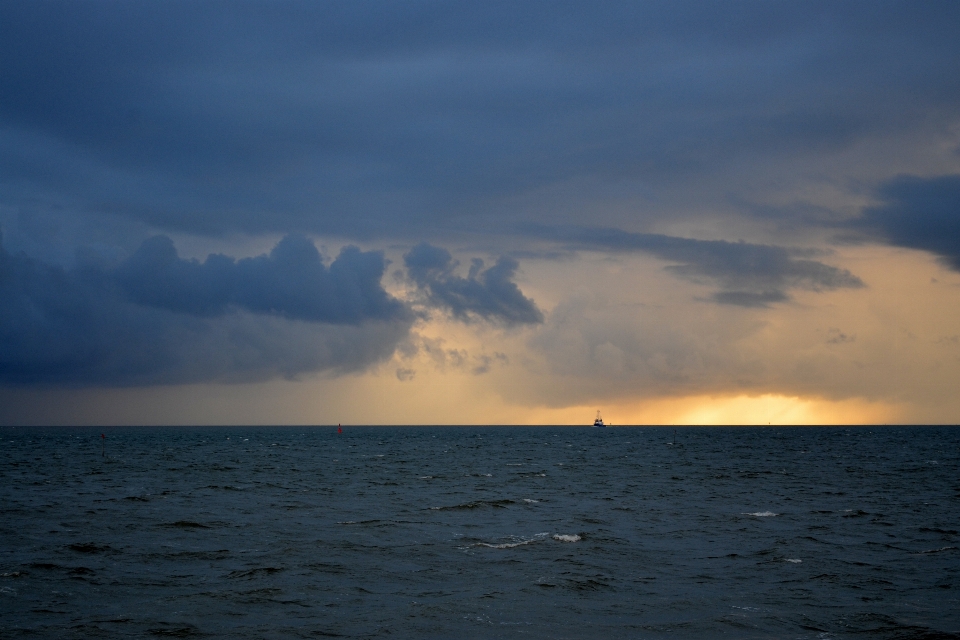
[551,393,904,426]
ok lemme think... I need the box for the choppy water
[1,426,958,639]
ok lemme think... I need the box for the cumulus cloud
[404,242,543,324]
[116,233,407,323]
[525,225,865,307]
[0,231,411,385]
[857,174,960,270]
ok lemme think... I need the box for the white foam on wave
[475,532,550,549]
[523,498,539,503]
[915,546,956,555]
[745,511,778,517]
[553,534,581,542]
[785,558,802,563]
[477,539,535,549]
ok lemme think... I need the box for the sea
[1,426,958,639]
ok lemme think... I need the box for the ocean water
[1,426,958,639]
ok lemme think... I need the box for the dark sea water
[1,426,958,639]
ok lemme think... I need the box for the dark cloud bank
[857,174,960,271]
[525,224,865,307]
[2,1,959,238]
[0,232,411,385]
[0,232,546,386]
[117,234,404,323]
[404,242,543,324]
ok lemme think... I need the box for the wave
[470,532,581,548]
[67,542,113,554]
[147,624,204,637]
[335,519,411,527]
[476,539,537,549]
[744,511,778,517]
[919,527,959,535]
[227,567,284,579]
[474,533,550,549]
[431,499,515,511]
[161,520,211,529]
[553,534,581,542]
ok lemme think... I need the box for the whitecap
[553,534,581,542]
[915,546,956,555]
[523,499,539,504]
[477,540,535,549]
[785,558,802,563]
[476,533,549,549]
[745,511,778,517]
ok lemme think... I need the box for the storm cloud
[404,242,543,324]
[858,174,960,270]
[116,233,407,323]
[526,225,865,307]
[2,1,959,240]
[0,231,411,385]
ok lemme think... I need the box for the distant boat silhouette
[593,410,606,427]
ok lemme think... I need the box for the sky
[2,1,960,425]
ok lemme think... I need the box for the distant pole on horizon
[101,433,105,457]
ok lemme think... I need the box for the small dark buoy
[101,433,105,457]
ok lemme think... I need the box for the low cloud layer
[526,225,865,307]
[0,232,410,385]
[858,174,960,270]
[404,242,543,324]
